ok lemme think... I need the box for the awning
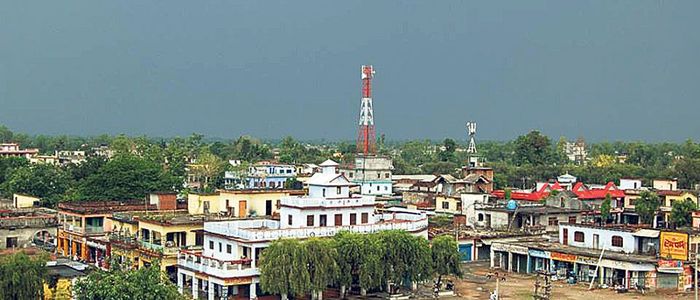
[633,229,660,238]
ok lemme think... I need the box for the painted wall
[559,224,637,253]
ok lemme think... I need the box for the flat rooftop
[112,211,240,226]
[58,200,156,214]
[501,240,658,264]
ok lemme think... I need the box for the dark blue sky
[1,1,698,142]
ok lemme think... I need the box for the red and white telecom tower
[357,65,377,155]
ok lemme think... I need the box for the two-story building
[0,207,58,251]
[176,160,428,300]
[187,189,305,218]
[340,156,394,196]
[0,143,39,159]
[57,200,157,267]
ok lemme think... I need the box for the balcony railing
[205,214,429,242]
[280,196,374,208]
[177,251,256,278]
[62,224,105,235]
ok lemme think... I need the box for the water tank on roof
[506,200,518,211]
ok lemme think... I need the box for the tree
[600,193,612,223]
[335,232,383,296]
[431,235,463,288]
[438,138,457,162]
[66,156,107,182]
[0,156,29,184]
[74,261,183,300]
[0,125,13,143]
[190,150,225,192]
[635,191,660,225]
[76,154,179,200]
[377,231,431,291]
[1,164,71,207]
[513,131,554,166]
[670,199,697,228]
[259,239,311,300]
[0,252,47,300]
[305,238,339,299]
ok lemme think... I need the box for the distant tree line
[3,124,700,206]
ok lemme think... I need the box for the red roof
[492,181,624,202]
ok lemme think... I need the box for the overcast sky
[1,1,698,142]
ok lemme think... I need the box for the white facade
[177,159,427,300]
[559,224,637,254]
[342,156,393,196]
[620,178,643,190]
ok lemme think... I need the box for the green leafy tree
[190,150,225,192]
[635,191,660,225]
[1,164,71,207]
[0,125,13,143]
[0,251,47,300]
[305,238,340,299]
[259,239,311,300]
[431,235,463,288]
[513,131,554,166]
[76,154,179,200]
[600,193,612,223]
[670,199,697,228]
[0,156,29,184]
[335,232,383,296]
[74,261,183,300]
[377,231,432,290]
[438,138,457,162]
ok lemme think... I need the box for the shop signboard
[576,256,599,265]
[660,231,689,261]
[492,243,528,255]
[550,252,576,263]
[657,259,684,274]
[528,249,549,259]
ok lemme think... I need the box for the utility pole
[486,272,506,300]
[695,244,698,300]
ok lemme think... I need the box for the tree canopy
[74,261,184,300]
[431,235,463,284]
[0,252,47,300]
[635,191,660,225]
[670,198,697,228]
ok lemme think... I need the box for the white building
[341,156,393,196]
[619,178,643,190]
[176,159,428,300]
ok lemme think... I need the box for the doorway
[239,201,247,217]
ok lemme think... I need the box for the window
[307,215,314,226]
[337,187,341,194]
[349,173,353,178]
[209,241,214,250]
[376,186,380,191]
[322,189,326,197]
[335,214,343,226]
[442,202,450,209]
[385,173,390,179]
[5,237,18,248]
[574,231,585,242]
[219,242,222,252]
[568,216,577,224]
[288,215,293,226]
[227,244,232,254]
[320,215,327,227]
[350,213,357,225]
[612,236,624,247]
[548,217,558,226]
[478,213,484,221]
[361,213,369,224]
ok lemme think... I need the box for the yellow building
[658,190,698,224]
[109,211,240,279]
[436,195,461,214]
[187,189,305,217]
[12,193,40,208]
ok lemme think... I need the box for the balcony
[280,196,374,208]
[177,251,256,279]
[204,213,429,242]
[62,224,105,235]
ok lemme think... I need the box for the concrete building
[0,143,38,159]
[653,179,678,191]
[176,160,428,300]
[0,208,58,251]
[341,156,393,196]
[12,193,40,208]
[187,189,305,218]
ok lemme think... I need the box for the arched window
[574,231,585,242]
[478,213,484,221]
[612,235,624,247]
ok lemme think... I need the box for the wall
[559,224,637,253]
[653,180,678,191]
[435,196,460,214]
[0,226,57,249]
[187,194,221,215]
[13,194,39,208]
[138,221,199,247]
[280,205,375,229]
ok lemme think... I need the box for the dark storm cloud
[1,1,698,141]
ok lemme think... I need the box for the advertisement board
[660,231,689,261]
